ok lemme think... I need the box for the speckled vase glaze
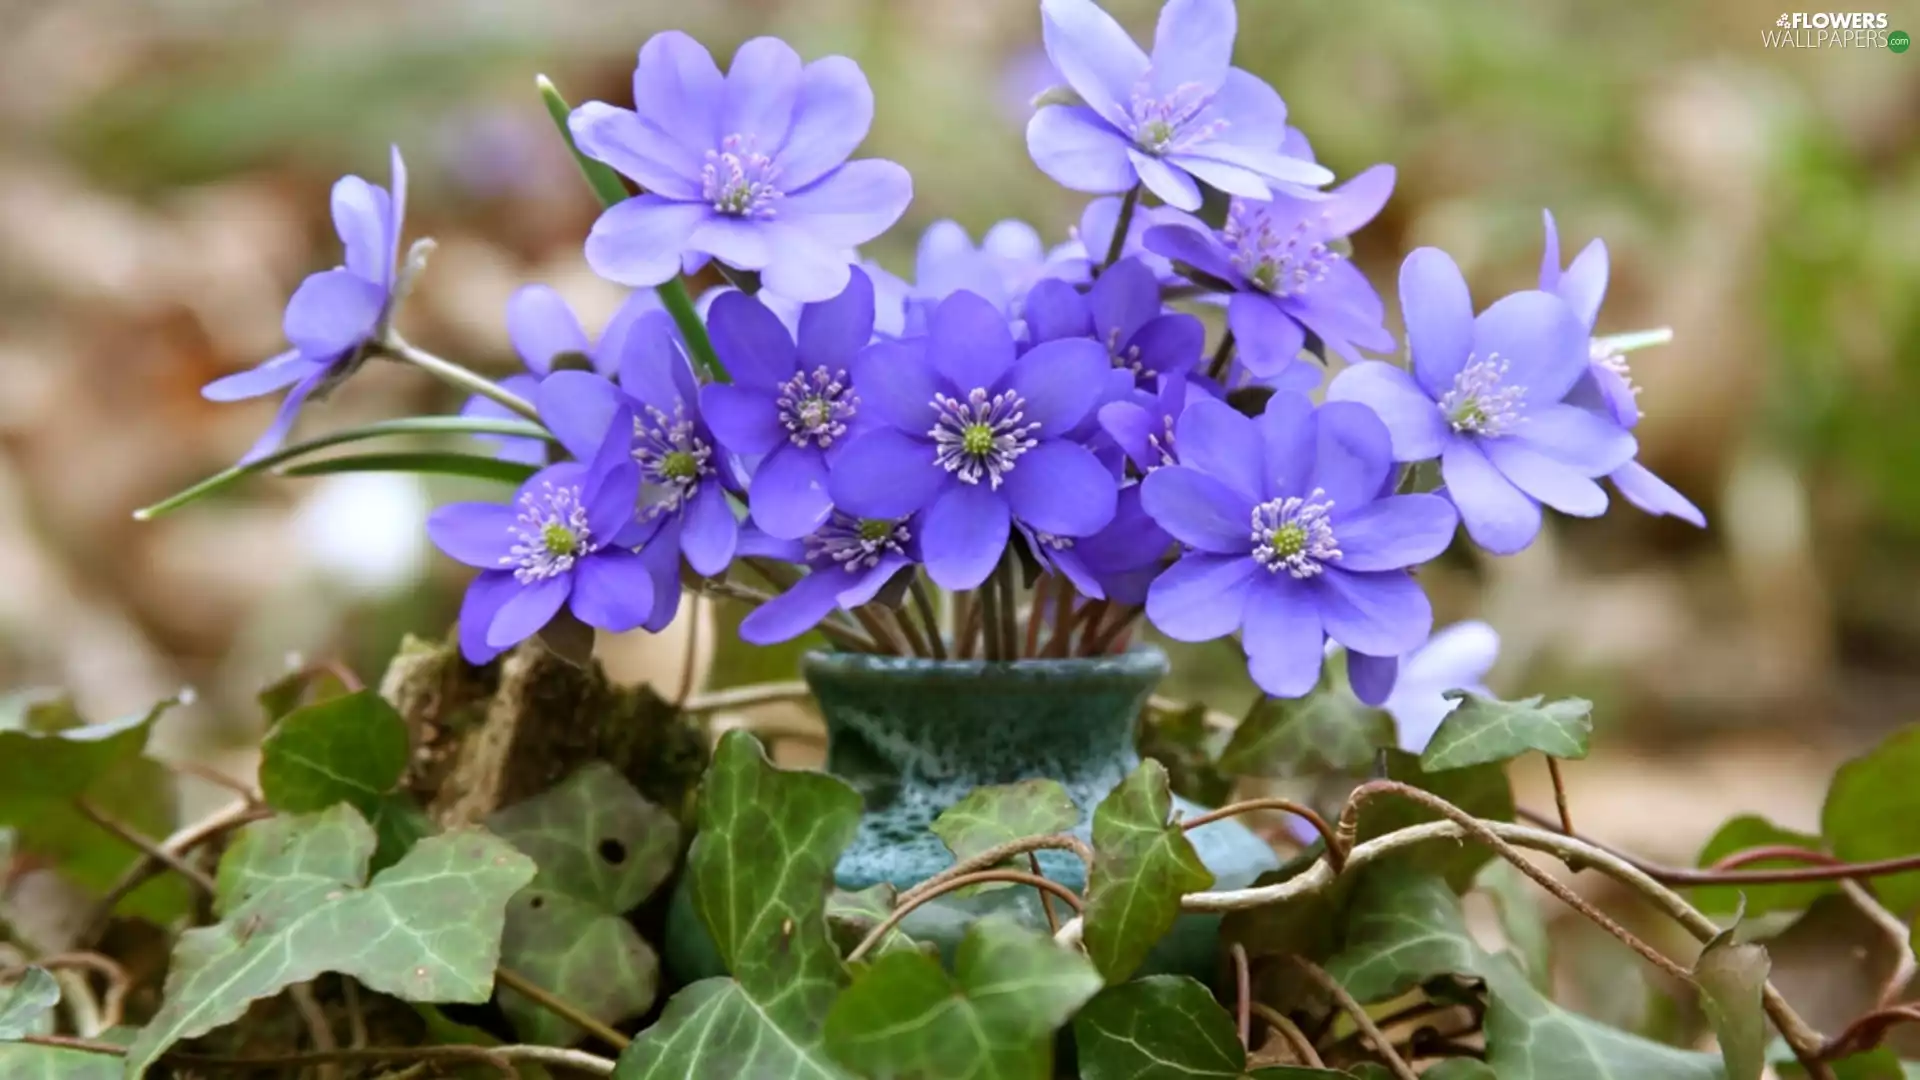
[663,647,1279,981]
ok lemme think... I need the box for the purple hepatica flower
[1144,165,1396,375]
[827,290,1119,589]
[1140,393,1457,698]
[1045,195,1185,285]
[429,415,652,664]
[699,269,876,540]
[203,146,407,463]
[1327,248,1640,556]
[1537,211,1705,527]
[463,286,665,465]
[1023,257,1203,391]
[570,32,913,303]
[737,513,920,644]
[537,312,740,588]
[1383,620,1500,753]
[1027,0,1331,211]
[1099,374,1191,475]
[1022,484,1171,603]
[869,220,1053,338]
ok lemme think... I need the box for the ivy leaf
[1418,693,1592,772]
[1326,865,1492,1003]
[613,731,860,1079]
[1084,761,1215,983]
[127,804,536,1078]
[824,917,1101,1079]
[930,779,1080,896]
[0,967,60,1039]
[1689,815,1837,920]
[0,1041,122,1079]
[258,688,430,870]
[933,779,1080,861]
[0,694,185,922]
[1218,665,1393,778]
[1475,860,1551,990]
[1483,960,1725,1080]
[1326,864,1725,1080]
[1421,1063,1498,1080]
[1693,926,1770,1080]
[1076,974,1295,1080]
[1822,727,1920,913]
[1139,702,1233,807]
[1771,1045,1920,1079]
[486,763,680,1045]
[1353,750,1514,890]
[826,885,922,959]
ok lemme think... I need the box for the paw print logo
[1777,12,1793,25]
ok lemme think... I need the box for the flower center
[503,481,597,584]
[805,512,911,570]
[1224,202,1338,299]
[1437,354,1526,437]
[701,134,782,218]
[632,403,714,518]
[930,388,1039,488]
[778,366,858,449]
[1126,77,1226,156]
[1251,489,1340,578]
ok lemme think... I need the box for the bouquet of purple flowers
[154,0,1701,708]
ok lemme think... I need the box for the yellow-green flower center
[660,450,700,481]
[858,518,895,542]
[961,423,995,456]
[541,521,580,557]
[1268,523,1307,560]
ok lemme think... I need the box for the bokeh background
[0,0,1914,913]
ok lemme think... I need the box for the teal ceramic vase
[664,647,1278,981]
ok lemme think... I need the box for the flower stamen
[805,512,911,570]
[1224,202,1338,299]
[1251,489,1340,578]
[701,134,783,218]
[1438,354,1526,437]
[503,481,596,583]
[929,388,1040,488]
[632,403,714,517]
[1126,78,1227,156]
[778,366,858,448]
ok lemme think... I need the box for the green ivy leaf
[127,804,536,1078]
[0,967,60,1039]
[0,1042,122,1079]
[1076,974,1292,1080]
[1483,962,1725,1080]
[1418,693,1592,772]
[1327,865,1492,1003]
[1421,1062,1498,1080]
[486,763,680,1045]
[824,917,1100,1079]
[1693,927,1770,1080]
[1084,761,1215,983]
[0,694,185,922]
[930,779,1080,896]
[258,688,429,870]
[1822,727,1920,913]
[1218,669,1394,779]
[1354,750,1515,890]
[933,779,1080,862]
[1689,815,1837,920]
[826,885,922,959]
[613,731,860,1079]
[1475,860,1551,990]
[1139,702,1233,807]
[1326,864,1724,1080]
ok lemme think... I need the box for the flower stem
[1206,329,1237,382]
[979,579,1004,661]
[994,556,1020,660]
[1100,184,1143,274]
[909,577,948,660]
[379,337,541,422]
[535,74,729,384]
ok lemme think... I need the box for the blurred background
[0,0,1915,887]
